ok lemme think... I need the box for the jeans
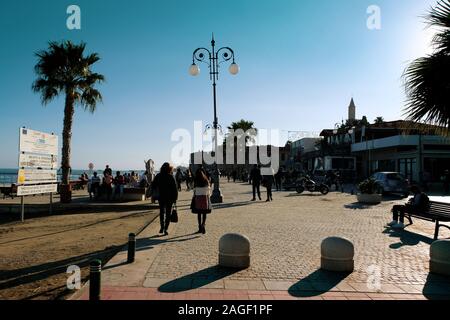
[159,202,173,231]
[90,183,100,199]
[392,204,418,223]
[252,182,261,200]
[266,183,273,200]
[113,185,124,199]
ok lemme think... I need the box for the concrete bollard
[128,233,136,263]
[219,233,250,269]
[321,237,354,272]
[430,240,450,277]
[89,259,102,301]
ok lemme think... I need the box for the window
[398,158,416,182]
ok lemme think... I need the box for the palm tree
[226,119,258,145]
[404,0,450,134]
[374,117,385,124]
[32,41,105,202]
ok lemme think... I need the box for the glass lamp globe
[229,62,240,75]
[189,64,200,76]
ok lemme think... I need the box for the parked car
[371,172,409,197]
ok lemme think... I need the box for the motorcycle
[296,176,329,195]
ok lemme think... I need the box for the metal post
[127,233,136,263]
[20,196,24,222]
[191,36,236,204]
[89,259,102,301]
[49,192,53,215]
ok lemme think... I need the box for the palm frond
[428,0,450,29]
[403,53,450,135]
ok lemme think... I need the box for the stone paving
[73,180,450,300]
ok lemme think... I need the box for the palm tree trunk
[61,89,75,187]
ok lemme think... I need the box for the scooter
[296,176,330,195]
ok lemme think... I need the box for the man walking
[250,164,262,201]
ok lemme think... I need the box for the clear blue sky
[0,0,436,170]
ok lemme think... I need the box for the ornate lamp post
[189,34,239,204]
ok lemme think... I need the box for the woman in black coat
[152,162,178,236]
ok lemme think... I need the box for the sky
[0,0,437,170]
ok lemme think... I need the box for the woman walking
[191,168,212,234]
[152,162,178,236]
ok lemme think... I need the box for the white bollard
[321,237,354,272]
[219,233,250,269]
[430,240,450,277]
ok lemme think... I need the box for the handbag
[170,204,179,223]
[190,196,196,212]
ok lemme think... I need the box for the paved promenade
[73,180,450,300]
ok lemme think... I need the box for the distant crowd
[77,165,150,201]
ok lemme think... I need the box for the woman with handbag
[152,162,178,236]
[191,168,212,234]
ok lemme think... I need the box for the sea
[0,168,145,186]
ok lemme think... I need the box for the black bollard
[89,259,102,301]
[128,233,136,263]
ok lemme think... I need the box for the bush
[358,178,380,194]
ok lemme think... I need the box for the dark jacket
[152,172,178,204]
[250,167,262,183]
[263,173,274,186]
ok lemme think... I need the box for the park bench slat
[407,201,450,240]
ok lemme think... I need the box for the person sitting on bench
[388,185,430,229]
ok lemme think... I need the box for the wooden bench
[406,201,450,240]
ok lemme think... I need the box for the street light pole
[189,34,239,204]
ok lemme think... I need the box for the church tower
[348,98,356,121]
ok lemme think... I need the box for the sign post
[21,196,24,222]
[17,128,59,221]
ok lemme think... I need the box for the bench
[122,187,147,202]
[0,185,17,199]
[406,201,450,240]
[70,180,87,191]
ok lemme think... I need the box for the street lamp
[190,34,239,204]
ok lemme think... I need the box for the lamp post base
[210,188,223,204]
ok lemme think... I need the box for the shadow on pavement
[117,233,202,254]
[288,269,350,297]
[286,193,325,198]
[344,202,381,210]
[383,227,434,249]
[423,273,450,299]
[212,201,256,210]
[158,265,239,293]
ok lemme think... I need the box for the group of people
[86,165,150,201]
[152,163,212,236]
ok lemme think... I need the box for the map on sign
[19,128,58,156]
[19,153,57,170]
